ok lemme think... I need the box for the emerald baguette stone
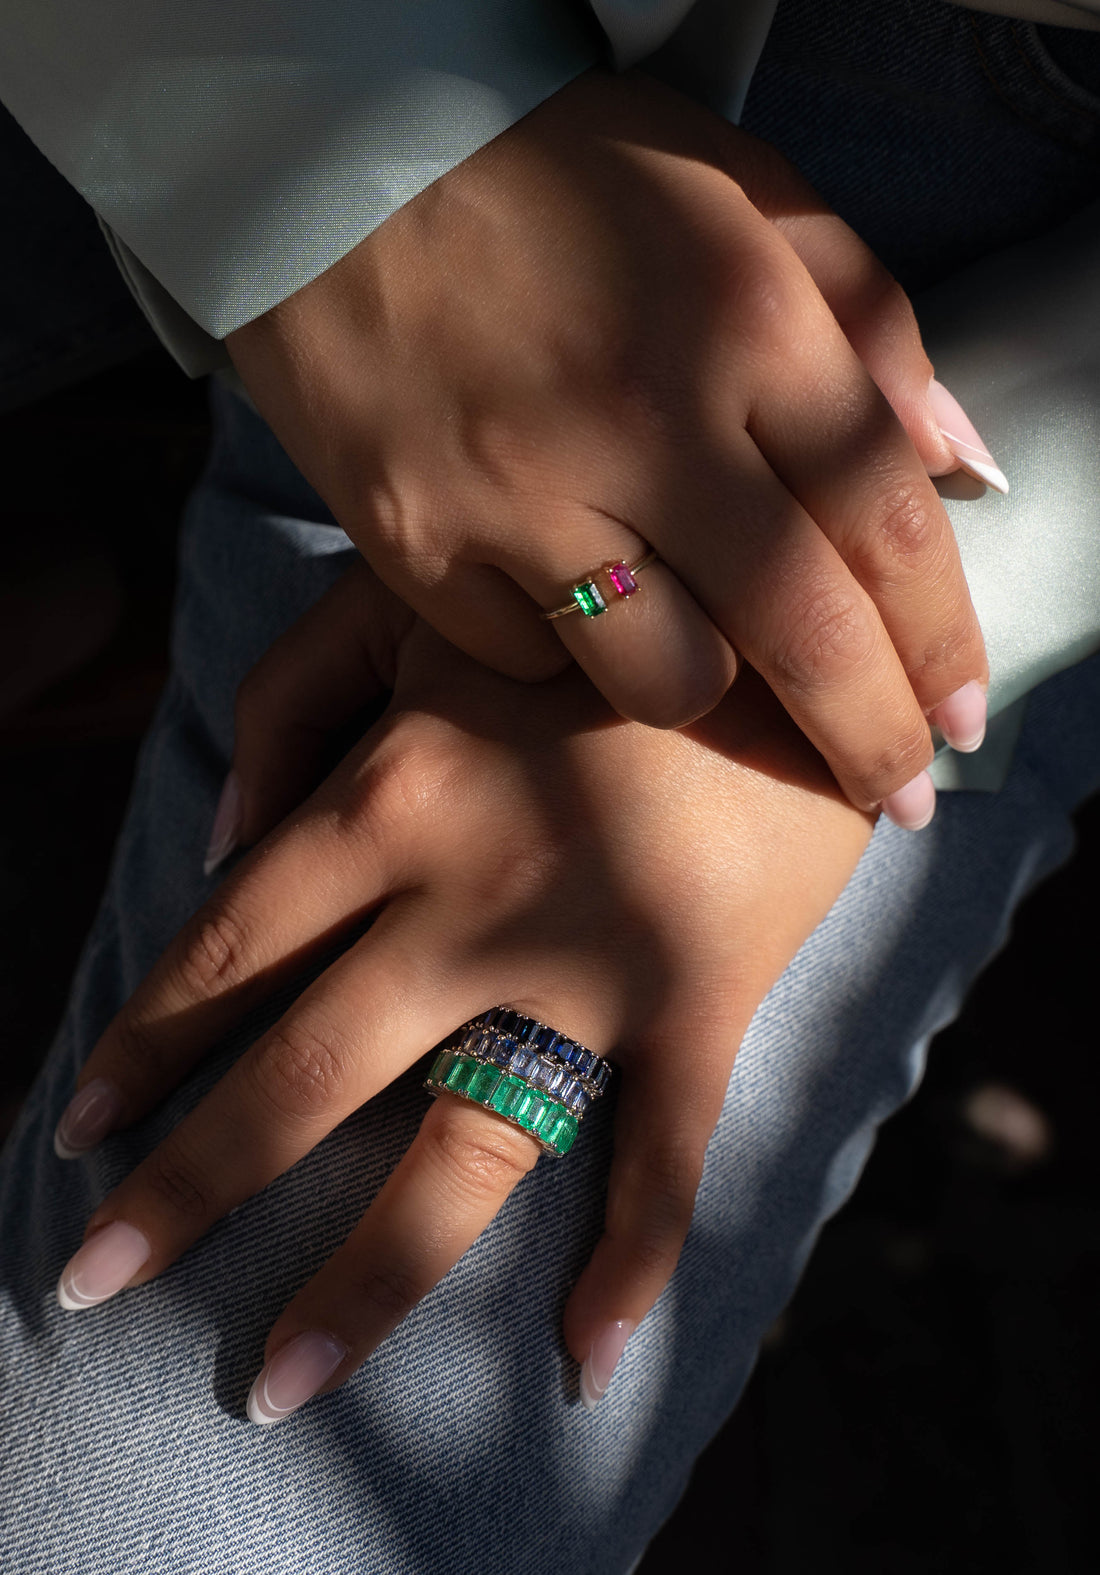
[467,1063,502,1102]
[540,1107,579,1155]
[572,580,607,617]
[425,1054,576,1155]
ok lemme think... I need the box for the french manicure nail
[932,680,987,753]
[54,1078,124,1159]
[57,1221,151,1310]
[246,1331,349,1426]
[927,378,1010,494]
[579,1319,636,1411]
[881,770,936,832]
[203,770,242,878]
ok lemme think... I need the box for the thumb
[204,561,414,875]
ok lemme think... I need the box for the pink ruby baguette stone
[606,562,638,597]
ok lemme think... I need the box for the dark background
[1,341,1098,1575]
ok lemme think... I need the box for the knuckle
[910,607,981,689]
[344,728,460,840]
[864,485,942,573]
[727,248,798,348]
[251,1017,350,1119]
[769,582,874,694]
[349,1262,425,1329]
[174,905,252,1000]
[426,1107,538,1203]
[861,727,933,803]
[614,1142,702,1274]
[141,1146,211,1221]
[109,1011,168,1082]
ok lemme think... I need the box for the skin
[225,67,987,814]
[56,563,875,1407]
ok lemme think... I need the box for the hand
[226,66,991,819]
[52,562,874,1418]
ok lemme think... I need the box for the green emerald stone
[467,1064,502,1103]
[572,580,607,617]
[541,1109,578,1155]
[492,1079,528,1119]
[444,1056,478,1095]
[430,1049,454,1084]
[515,1091,547,1130]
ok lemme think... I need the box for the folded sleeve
[0,2,607,370]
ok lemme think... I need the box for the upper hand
[226,66,990,818]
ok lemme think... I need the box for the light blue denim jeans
[3,1,1100,1570]
[1,376,1099,1574]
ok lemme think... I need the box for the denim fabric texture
[741,0,1100,288]
[3,2,1100,1571]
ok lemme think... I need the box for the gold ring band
[540,550,659,621]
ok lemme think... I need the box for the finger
[738,266,988,734]
[561,1022,729,1410]
[57,904,484,1304]
[708,128,965,480]
[227,561,413,850]
[244,1089,543,1424]
[636,434,935,812]
[495,509,738,730]
[53,720,425,1154]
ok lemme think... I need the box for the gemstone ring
[423,1008,613,1158]
[540,550,659,621]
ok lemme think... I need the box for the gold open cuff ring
[540,550,659,621]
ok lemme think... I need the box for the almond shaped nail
[932,680,987,754]
[580,1319,637,1411]
[57,1221,151,1311]
[927,378,1009,494]
[881,770,936,832]
[203,770,242,878]
[54,1078,124,1159]
[246,1331,349,1426]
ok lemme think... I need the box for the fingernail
[53,1078,124,1159]
[931,679,987,753]
[203,770,242,877]
[579,1318,636,1411]
[927,378,1009,494]
[57,1221,151,1310]
[881,770,936,832]
[247,1331,349,1426]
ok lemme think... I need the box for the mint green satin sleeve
[0,2,606,372]
[0,1,783,373]
[919,197,1100,790]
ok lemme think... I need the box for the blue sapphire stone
[543,1065,567,1097]
[497,1009,519,1036]
[534,1027,562,1056]
[489,1037,514,1067]
[568,1084,592,1116]
[508,1045,536,1078]
[520,1017,543,1043]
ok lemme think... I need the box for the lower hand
[53,563,875,1418]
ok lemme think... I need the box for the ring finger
[496,510,737,730]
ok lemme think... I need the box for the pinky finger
[561,1046,727,1411]
[246,1091,541,1425]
